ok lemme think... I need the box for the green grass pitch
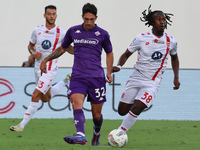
[1,119,199,150]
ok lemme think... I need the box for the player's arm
[66,45,74,54]
[40,45,66,75]
[24,55,35,67]
[112,49,133,72]
[28,42,41,59]
[106,51,114,83]
[170,53,180,90]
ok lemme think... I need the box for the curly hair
[140,5,173,29]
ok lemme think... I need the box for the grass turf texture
[1,119,199,150]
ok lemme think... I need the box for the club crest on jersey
[41,40,51,50]
[95,31,100,36]
[151,51,163,60]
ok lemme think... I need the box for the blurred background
[0,0,199,69]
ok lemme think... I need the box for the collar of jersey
[81,23,97,31]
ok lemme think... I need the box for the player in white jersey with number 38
[112,5,180,133]
[10,5,73,132]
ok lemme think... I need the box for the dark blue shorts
[67,76,107,104]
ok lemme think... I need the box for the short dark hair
[82,3,97,16]
[45,5,57,14]
[140,5,173,28]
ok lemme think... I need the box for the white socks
[20,102,39,129]
[118,111,138,132]
[50,79,68,98]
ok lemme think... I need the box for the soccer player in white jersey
[112,5,180,134]
[10,5,73,132]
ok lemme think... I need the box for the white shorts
[34,68,57,94]
[120,69,161,108]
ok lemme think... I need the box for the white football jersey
[30,25,66,71]
[128,31,177,82]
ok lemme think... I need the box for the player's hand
[40,60,47,75]
[34,52,42,59]
[173,78,180,90]
[106,74,113,83]
[112,66,121,73]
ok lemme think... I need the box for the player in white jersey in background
[112,5,180,133]
[10,5,73,132]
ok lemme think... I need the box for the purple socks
[93,114,103,134]
[73,109,85,135]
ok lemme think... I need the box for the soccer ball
[108,129,128,148]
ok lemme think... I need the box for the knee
[131,109,141,116]
[32,92,41,102]
[40,94,51,102]
[70,94,85,110]
[32,89,44,102]
[118,109,128,116]
[41,98,50,102]
[130,101,147,116]
[93,113,101,120]
[117,102,130,116]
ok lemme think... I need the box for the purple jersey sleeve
[102,32,112,53]
[62,28,73,48]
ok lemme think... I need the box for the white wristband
[116,65,122,70]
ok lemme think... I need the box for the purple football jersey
[62,24,112,77]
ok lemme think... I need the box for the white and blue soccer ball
[108,129,128,148]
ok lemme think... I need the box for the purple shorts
[67,76,107,104]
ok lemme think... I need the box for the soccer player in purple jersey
[40,3,113,146]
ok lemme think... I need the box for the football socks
[93,114,103,134]
[50,79,66,98]
[73,109,86,136]
[119,111,138,132]
[20,102,39,129]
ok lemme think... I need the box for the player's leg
[86,77,106,146]
[10,89,42,131]
[118,100,146,132]
[117,76,139,116]
[91,103,103,133]
[20,89,43,128]
[63,77,88,145]
[41,73,71,102]
[63,93,87,145]
[91,103,103,146]
[118,102,132,116]
[118,70,160,133]
[117,88,137,117]
[49,73,71,98]
[117,79,141,132]
[119,87,156,132]
[71,93,86,135]
[41,90,51,102]
[10,71,53,131]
